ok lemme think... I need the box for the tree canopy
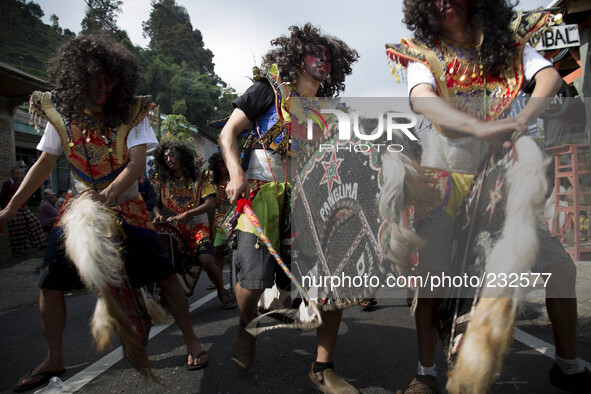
[81,0,131,43]
[0,0,235,138]
[142,0,214,75]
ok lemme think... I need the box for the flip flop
[186,350,208,371]
[218,289,236,309]
[360,298,377,311]
[13,368,66,392]
[206,284,216,290]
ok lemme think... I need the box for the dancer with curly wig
[386,1,589,392]
[0,33,208,392]
[152,141,235,309]
[219,23,359,393]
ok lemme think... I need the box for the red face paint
[86,73,117,107]
[164,149,182,174]
[303,45,333,82]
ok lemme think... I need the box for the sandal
[359,298,377,311]
[13,368,66,392]
[186,350,208,371]
[218,289,236,309]
[206,283,216,290]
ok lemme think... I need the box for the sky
[37,0,552,97]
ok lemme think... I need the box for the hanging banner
[530,24,580,51]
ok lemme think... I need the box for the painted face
[218,163,229,179]
[434,0,470,28]
[163,149,182,174]
[302,45,333,82]
[86,73,117,108]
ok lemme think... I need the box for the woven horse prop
[235,126,431,334]
[60,195,159,382]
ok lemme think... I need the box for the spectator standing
[39,192,60,232]
[0,167,46,256]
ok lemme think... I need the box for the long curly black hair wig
[47,32,140,131]
[403,0,519,76]
[262,23,359,97]
[153,141,198,184]
[207,152,227,185]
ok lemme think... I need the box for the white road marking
[62,288,222,393]
[514,327,590,366]
[514,328,556,359]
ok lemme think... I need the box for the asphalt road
[0,264,590,393]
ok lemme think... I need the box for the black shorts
[234,230,289,290]
[195,239,214,256]
[38,223,175,291]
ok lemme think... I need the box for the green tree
[50,14,62,34]
[135,0,235,137]
[169,63,221,123]
[81,0,121,32]
[62,28,76,40]
[160,114,196,142]
[213,85,238,120]
[81,0,129,41]
[139,53,180,113]
[142,0,214,75]
[140,55,215,126]
[22,0,44,19]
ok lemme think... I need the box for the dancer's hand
[475,118,528,152]
[166,212,189,223]
[226,174,249,205]
[411,84,528,152]
[80,188,107,204]
[153,214,164,224]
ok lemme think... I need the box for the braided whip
[236,198,321,333]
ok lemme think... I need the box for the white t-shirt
[37,117,158,155]
[407,44,552,95]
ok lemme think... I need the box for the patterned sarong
[7,206,46,255]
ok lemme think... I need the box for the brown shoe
[308,363,359,393]
[401,374,438,394]
[230,319,256,372]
